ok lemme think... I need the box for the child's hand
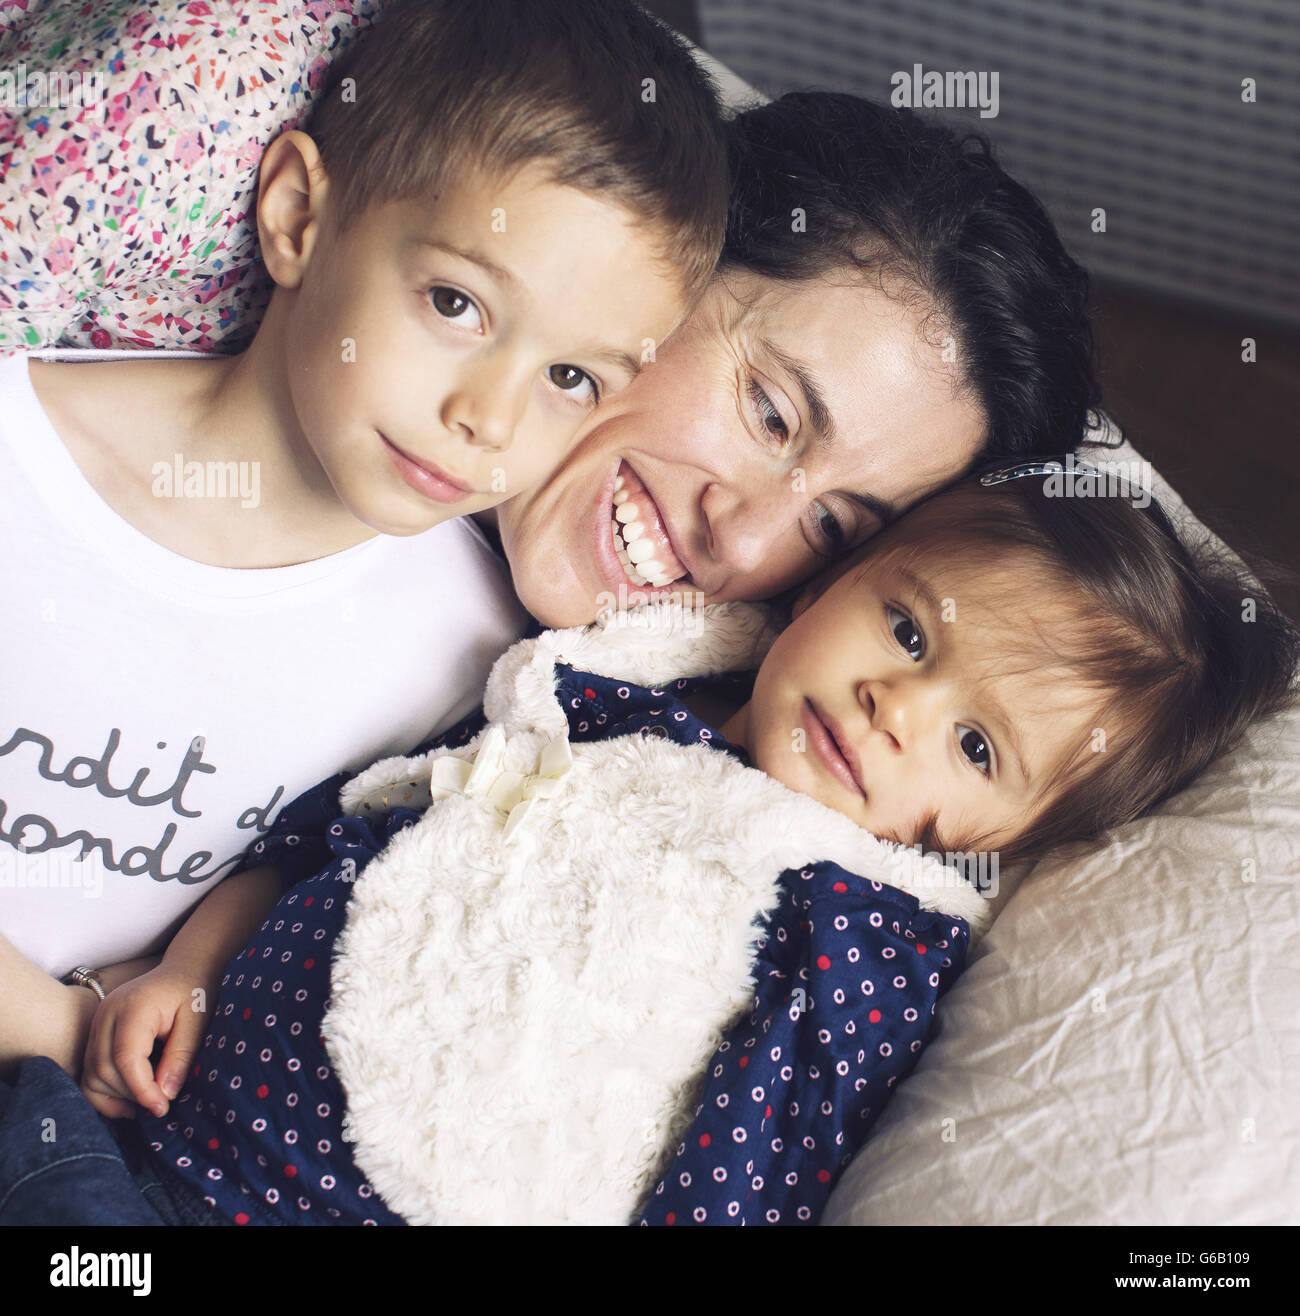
[80,965,211,1119]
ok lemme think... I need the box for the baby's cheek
[759,734,857,821]
[854,773,935,848]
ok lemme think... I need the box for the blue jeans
[0,1056,225,1226]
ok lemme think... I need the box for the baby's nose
[859,682,900,750]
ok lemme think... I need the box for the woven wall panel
[701,0,1300,324]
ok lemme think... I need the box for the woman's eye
[887,606,924,660]
[748,379,789,445]
[429,286,482,330]
[957,725,991,775]
[548,363,598,404]
[811,502,847,552]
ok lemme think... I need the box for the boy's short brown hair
[306,0,728,301]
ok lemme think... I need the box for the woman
[492,93,1098,626]
[0,22,1096,1079]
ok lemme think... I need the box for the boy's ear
[257,131,330,290]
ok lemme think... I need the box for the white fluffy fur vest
[321,601,991,1225]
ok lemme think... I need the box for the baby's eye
[429,286,483,330]
[548,363,598,404]
[887,606,924,660]
[957,725,991,774]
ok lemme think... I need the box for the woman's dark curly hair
[722,92,1100,459]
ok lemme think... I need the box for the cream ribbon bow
[356,725,574,841]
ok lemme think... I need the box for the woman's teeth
[610,474,678,588]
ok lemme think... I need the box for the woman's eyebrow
[756,335,898,528]
[759,337,835,442]
[842,488,897,529]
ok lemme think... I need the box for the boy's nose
[442,368,525,453]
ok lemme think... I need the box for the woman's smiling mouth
[597,460,693,592]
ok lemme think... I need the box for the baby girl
[50,460,1300,1225]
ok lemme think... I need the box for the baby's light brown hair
[855,465,1298,865]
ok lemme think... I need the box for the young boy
[1,0,725,1078]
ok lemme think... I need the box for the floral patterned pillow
[0,0,383,354]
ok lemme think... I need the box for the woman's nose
[700,477,798,573]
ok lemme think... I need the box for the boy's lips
[380,433,481,504]
[591,459,698,595]
[803,698,867,799]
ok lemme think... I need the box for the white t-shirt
[0,350,529,976]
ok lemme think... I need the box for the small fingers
[113,1008,172,1116]
[155,1000,207,1103]
[81,1083,140,1121]
[80,1011,138,1111]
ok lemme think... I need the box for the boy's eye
[957,725,991,775]
[548,363,598,404]
[748,379,789,446]
[887,606,924,660]
[429,286,482,330]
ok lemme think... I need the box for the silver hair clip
[977,456,1098,487]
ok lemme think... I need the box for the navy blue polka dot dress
[136,665,969,1225]
[639,862,965,1226]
